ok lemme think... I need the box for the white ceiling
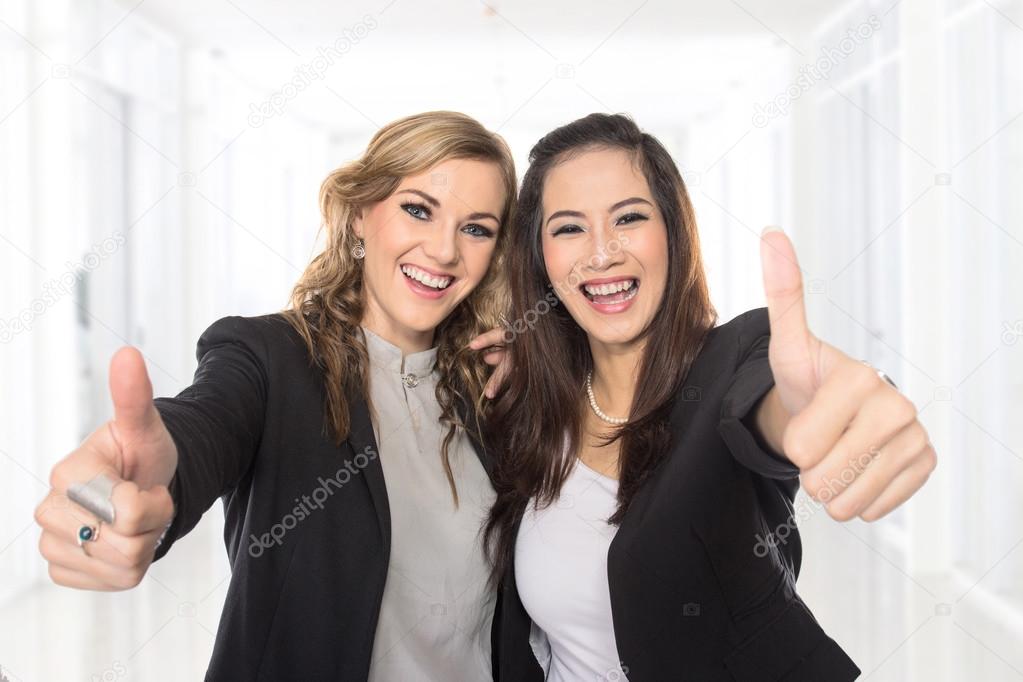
[138,0,837,49]
[129,0,848,133]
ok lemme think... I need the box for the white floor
[0,515,230,682]
[796,500,1023,682]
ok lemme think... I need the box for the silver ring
[77,522,99,547]
[861,359,898,391]
[67,473,118,524]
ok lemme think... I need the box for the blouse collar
[361,325,438,377]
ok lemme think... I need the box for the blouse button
[402,373,419,388]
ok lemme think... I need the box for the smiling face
[354,157,506,349]
[541,147,669,348]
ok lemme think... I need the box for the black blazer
[151,307,860,681]
[493,307,862,681]
[151,313,499,681]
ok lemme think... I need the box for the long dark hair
[482,113,717,582]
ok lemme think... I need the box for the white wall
[1,0,1020,679]
[785,0,1023,679]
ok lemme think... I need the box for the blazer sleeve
[717,307,801,481]
[150,315,270,561]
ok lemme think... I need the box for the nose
[582,223,626,272]
[422,221,460,266]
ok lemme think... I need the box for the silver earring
[351,239,365,259]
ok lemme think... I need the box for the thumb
[759,226,810,353]
[109,346,159,437]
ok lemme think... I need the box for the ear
[351,208,364,240]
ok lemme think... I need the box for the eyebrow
[545,196,653,226]
[465,211,500,224]
[398,189,500,224]
[397,189,440,207]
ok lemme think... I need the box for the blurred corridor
[1,0,1021,679]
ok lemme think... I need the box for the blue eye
[402,202,430,220]
[462,224,495,239]
[616,212,647,225]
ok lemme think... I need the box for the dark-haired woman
[478,114,936,681]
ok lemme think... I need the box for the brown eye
[616,212,647,225]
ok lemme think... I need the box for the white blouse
[515,456,630,681]
[361,326,496,681]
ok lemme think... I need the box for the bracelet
[154,510,175,550]
[861,359,898,391]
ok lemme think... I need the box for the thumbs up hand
[105,347,178,490]
[34,347,178,590]
[755,227,937,522]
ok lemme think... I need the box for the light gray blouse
[361,326,496,681]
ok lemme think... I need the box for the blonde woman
[35,111,518,680]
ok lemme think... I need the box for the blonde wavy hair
[282,111,516,504]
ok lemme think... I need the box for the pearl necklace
[585,370,628,425]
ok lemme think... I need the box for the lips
[400,264,455,290]
[580,277,640,310]
[400,263,458,301]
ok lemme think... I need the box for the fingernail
[761,225,784,236]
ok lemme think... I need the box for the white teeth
[583,279,636,296]
[401,265,453,289]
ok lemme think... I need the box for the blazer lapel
[345,384,391,551]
